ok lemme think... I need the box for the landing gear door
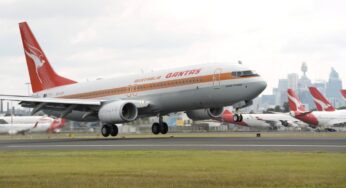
[213,68,222,89]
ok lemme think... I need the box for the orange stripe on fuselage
[60,73,257,99]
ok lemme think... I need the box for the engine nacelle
[186,107,224,121]
[98,101,138,124]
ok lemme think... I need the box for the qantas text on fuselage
[0,22,267,137]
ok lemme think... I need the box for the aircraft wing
[295,111,313,117]
[255,114,299,128]
[0,95,102,106]
[328,119,346,128]
[0,95,150,118]
[254,117,281,128]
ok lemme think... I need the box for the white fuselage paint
[310,110,346,128]
[240,113,308,129]
[34,63,267,122]
[0,116,55,135]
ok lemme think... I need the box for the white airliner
[0,116,64,135]
[0,22,266,137]
[218,109,307,130]
[288,89,346,130]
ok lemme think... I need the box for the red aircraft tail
[341,90,346,100]
[287,89,306,112]
[19,22,76,93]
[309,87,335,111]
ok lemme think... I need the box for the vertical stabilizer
[19,22,76,93]
[287,89,306,112]
[309,87,335,111]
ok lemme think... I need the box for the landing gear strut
[101,124,118,137]
[151,116,168,135]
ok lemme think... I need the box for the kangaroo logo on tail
[309,87,335,111]
[19,22,76,93]
[24,42,47,86]
[287,89,306,113]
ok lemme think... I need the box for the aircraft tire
[233,114,241,122]
[110,124,118,137]
[160,122,168,134]
[101,125,110,137]
[152,123,160,135]
[239,114,243,122]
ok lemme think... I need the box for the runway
[0,136,345,152]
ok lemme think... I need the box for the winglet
[19,22,76,93]
[309,87,335,111]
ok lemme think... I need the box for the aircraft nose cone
[258,79,267,93]
[252,77,267,95]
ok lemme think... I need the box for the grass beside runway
[0,150,345,188]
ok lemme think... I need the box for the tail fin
[309,87,335,111]
[19,22,76,93]
[287,89,306,112]
[341,90,346,100]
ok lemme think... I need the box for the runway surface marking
[1,137,345,151]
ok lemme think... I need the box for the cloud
[0,0,345,96]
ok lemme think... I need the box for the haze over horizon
[0,0,345,95]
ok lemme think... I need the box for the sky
[0,0,345,95]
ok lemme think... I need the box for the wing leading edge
[0,95,150,119]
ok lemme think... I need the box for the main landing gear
[152,116,168,135]
[101,124,118,137]
[233,113,243,122]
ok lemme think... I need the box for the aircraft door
[127,85,137,97]
[213,68,222,89]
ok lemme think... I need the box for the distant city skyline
[256,63,345,112]
[1,0,346,96]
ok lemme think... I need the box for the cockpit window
[231,70,259,77]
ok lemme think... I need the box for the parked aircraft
[0,116,64,135]
[288,89,346,130]
[219,109,307,130]
[0,22,266,137]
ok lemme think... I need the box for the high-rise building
[297,62,313,109]
[326,68,343,107]
[275,79,289,106]
[287,73,299,91]
[298,62,312,92]
[313,80,327,95]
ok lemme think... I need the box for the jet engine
[186,107,224,121]
[98,101,138,124]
